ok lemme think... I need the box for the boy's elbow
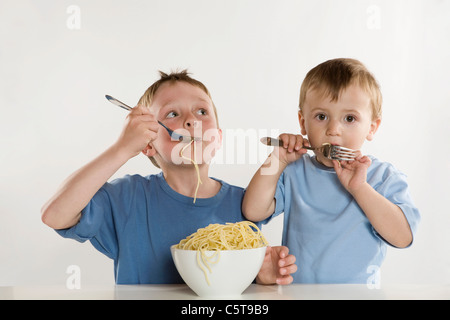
[388,228,413,249]
[41,202,73,230]
[394,234,413,249]
[392,239,411,249]
[242,199,258,222]
[242,207,258,222]
[41,203,56,228]
[242,200,272,222]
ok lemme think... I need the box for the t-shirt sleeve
[55,185,118,259]
[374,171,421,248]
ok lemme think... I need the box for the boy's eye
[197,109,207,116]
[345,115,356,123]
[316,113,327,121]
[166,111,178,118]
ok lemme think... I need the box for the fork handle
[261,137,315,150]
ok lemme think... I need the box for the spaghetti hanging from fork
[180,140,202,203]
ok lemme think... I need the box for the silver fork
[260,137,357,161]
[105,95,200,141]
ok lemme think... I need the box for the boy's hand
[115,105,159,158]
[256,246,297,285]
[272,134,308,166]
[333,152,370,195]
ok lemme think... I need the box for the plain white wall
[1,0,449,286]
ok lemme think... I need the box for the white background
[1,0,449,286]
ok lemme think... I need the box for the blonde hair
[138,69,219,168]
[299,58,382,120]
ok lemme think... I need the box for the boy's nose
[184,118,199,129]
[326,120,341,136]
[184,115,194,128]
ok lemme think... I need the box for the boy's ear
[142,143,157,157]
[298,111,307,136]
[366,118,381,141]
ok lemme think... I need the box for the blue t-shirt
[56,172,249,284]
[270,154,420,284]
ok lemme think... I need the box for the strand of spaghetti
[196,250,211,286]
[180,140,202,203]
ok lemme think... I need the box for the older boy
[242,58,420,283]
[42,70,296,285]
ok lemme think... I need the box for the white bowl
[171,245,267,297]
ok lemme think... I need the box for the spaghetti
[180,140,202,203]
[175,221,268,285]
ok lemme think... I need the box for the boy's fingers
[128,105,142,115]
[278,257,296,272]
[280,253,296,267]
[287,263,298,274]
[279,263,298,276]
[149,122,160,133]
[145,130,158,143]
[360,155,371,164]
[280,246,289,258]
[354,150,363,161]
[137,114,156,122]
[140,115,159,129]
[130,104,152,115]
[332,160,343,173]
[289,135,298,152]
[276,275,294,285]
[138,104,151,114]
[278,134,290,148]
[303,138,310,147]
[128,106,158,130]
[279,134,303,152]
[295,137,308,155]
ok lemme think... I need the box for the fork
[105,95,200,141]
[260,137,357,161]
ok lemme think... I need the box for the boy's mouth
[328,142,342,147]
[158,121,202,142]
[180,135,202,142]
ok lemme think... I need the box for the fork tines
[330,146,357,161]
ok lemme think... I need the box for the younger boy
[42,70,296,285]
[242,58,420,283]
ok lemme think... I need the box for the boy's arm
[242,134,307,222]
[242,153,286,221]
[41,105,158,230]
[41,145,130,229]
[333,157,413,248]
[352,182,412,248]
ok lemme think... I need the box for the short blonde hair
[138,69,219,168]
[299,58,382,120]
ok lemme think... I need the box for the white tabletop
[1,283,449,300]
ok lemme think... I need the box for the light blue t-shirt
[56,172,250,284]
[270,154,420,284]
